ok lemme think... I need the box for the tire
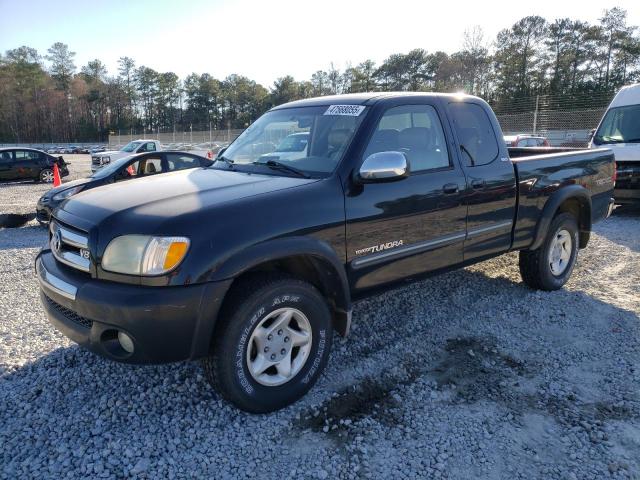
[39,168,54,183]
[519,212,579,291]
[203,274,333,413]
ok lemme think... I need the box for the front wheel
[203,275,333,413]
[519,212,579,291]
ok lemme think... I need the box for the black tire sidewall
[540,213,579,289]
[217,281,332,412]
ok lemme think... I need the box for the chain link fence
[491,91,615,147]
[107,127,245,149]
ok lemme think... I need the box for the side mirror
[357,151,409,183]
[216,146,228,159]
[588,129,596,140]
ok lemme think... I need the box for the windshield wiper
[253,159,310,179]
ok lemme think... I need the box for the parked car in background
[504,134,550,147]
[191,142,226,159]
[590,83,640,204]
[36,151,213,223]
[260,132,310,161]
[91,139,162,173]
[0,148,69,183]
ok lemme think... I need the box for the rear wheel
[203,274,332,413]
[39,168,54,183]
[519,212,579,291]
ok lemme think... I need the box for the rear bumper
[36,250,231,364]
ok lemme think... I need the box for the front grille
[44,294,93,329]
[49,220,91,273]
[91,156,101,165]
[615,162,640,190]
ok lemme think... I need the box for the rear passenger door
[13,150,40,180]
[345,100,468,293]
[447,101,517,260]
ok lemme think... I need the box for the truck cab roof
[271,92,482,110]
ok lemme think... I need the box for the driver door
[345,101,468,293]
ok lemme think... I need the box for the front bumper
[36,199,53,224]
[614,162,640,204]
[36,250,231,364]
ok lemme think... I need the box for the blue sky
[1,0,639,87]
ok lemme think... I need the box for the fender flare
[529,185,592,251]
[210,236,352,335]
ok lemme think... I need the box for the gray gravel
[1,161,639,479]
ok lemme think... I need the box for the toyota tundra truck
[36,93,615,412]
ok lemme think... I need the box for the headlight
[101,156,111,164]
[102,235,190,276]
[52,186,82,201]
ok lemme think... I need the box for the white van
[590,83,640,204]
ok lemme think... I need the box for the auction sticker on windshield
[324,105,366,116]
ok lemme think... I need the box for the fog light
[117,331,135,353]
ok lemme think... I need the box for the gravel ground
[1,161,639,479]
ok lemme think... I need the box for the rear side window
[15,150,41,160]
[0,151,12,162]
[167,154,199,171]
[449,102,499,167]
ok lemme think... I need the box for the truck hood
[56,167,317,229]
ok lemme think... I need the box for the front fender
[209,236,352,335]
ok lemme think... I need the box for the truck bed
[509,148,616,250]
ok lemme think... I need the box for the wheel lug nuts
[280,349,286,355]
[270,353,276,360]
[264,347,269,353]
[267,334,273,341]
[278,329,283,335]
[284,336,290,343]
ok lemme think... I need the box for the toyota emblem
[52,229,62,253]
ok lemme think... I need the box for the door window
[364,104,450,172]
[166,154,199,171]
[141,157,163,175]
[449,102,499,167]
[14,150,41,160]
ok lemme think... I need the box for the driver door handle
[471,179,486,189]
[443,183,459,194]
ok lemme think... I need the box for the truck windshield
[121,141,144,152]
[594,105,640,144]
[218,106,367,176]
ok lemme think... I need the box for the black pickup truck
[36,93,615,412]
